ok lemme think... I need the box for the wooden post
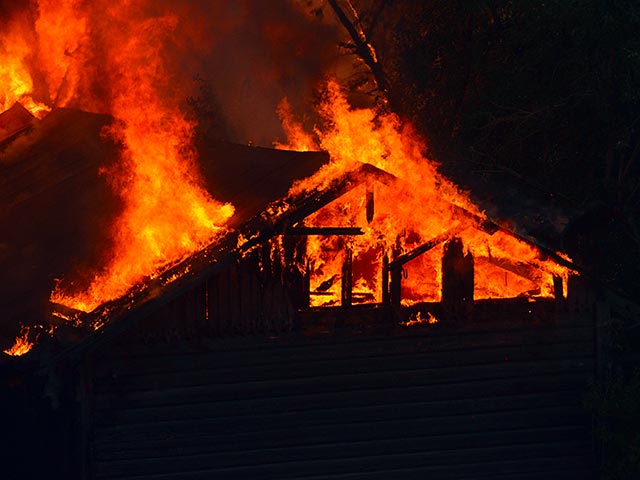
[303,257,311,309]
[441,237,474,322]
[366,184,375,223]
[341,244,353,307]
[382,253,389,304]
[553,275,564,299]
[553,274,565,312]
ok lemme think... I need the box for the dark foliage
[328,0,640,296]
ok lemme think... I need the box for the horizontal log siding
[90,315,595,479]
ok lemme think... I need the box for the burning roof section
[1,90,579,358]
[47,159,574,337]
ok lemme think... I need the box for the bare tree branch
[327,0,390,95]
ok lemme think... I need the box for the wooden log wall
[132,237,307,342]
[87,306,596,480]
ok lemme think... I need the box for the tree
[324,0,640,294]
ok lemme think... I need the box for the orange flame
[0,13,49,117]
[3,326,34,357]
[50,4,234,313]
[280,81,571,306]
[273,98,318,151]
[33,0,89,109]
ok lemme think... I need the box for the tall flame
[48,3,234,312]
[279,81,570,306]
[33,0,89,109]
[0,13,49,117]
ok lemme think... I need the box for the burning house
[1,100,614,480]
[2,2,639,479]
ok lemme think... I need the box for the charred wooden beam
[387,227,465,307]
[49,302,86,328]
[390,263,402,307]
[390,226,466,270]
[441,237,474,321]
[382,253,389,305]
[341,245,353,307]
[366,184,374,223]
[477,256,543,284]
[285,227,364,236]
[553,275,564,301]
[303,258,311,308]
[448,204,499,235]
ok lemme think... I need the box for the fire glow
[3,326,34,357]
[50,7,235,313]
[1,2,574,356]
[277,81,571,307]
[1,1,234,314]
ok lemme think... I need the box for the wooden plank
[93,403,588,448]
[92,339,595,396]
[94,424,588,462]
[91,352,593,395]
[94,323,595,376]
[93,441,590,479]
[94,389,582,429]
[94,465,590,480]
[93,368,591,411]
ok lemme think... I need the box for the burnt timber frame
[47,161,581,363]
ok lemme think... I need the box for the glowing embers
[402,311,439,327]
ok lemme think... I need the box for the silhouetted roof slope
[0,108,117,343]
[197,140,329,227]
[0,108,328,346]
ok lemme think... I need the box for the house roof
[0,107,329,349]
[0,106,582,359]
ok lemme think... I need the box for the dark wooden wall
[86,302,596,480]
[137,238,307,341]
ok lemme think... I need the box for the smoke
[5,0,345,146]
[0,0,29,19]
[2,0,350,314]
[150,0,346,146]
